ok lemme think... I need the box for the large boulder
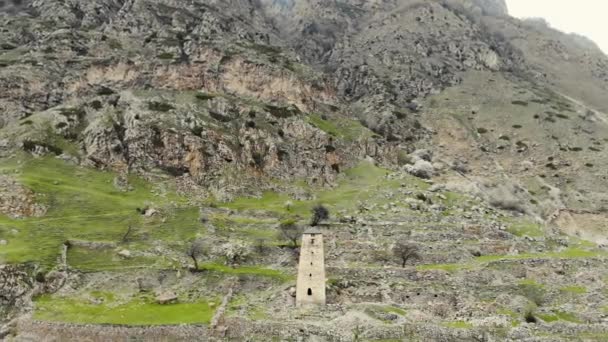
[155,291,178,305]
[405,159,435,179]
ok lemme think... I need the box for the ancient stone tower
[296,228,326,307]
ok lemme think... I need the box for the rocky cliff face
[2,0,606,210]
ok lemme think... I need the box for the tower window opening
[307,288,312,296]
[309,273,312,277]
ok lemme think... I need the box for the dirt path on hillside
[557,91,608,124]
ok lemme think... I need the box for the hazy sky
[507,0,608,54]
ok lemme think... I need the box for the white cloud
[506,0,608,54]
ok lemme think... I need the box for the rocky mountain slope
[1,0,608,341]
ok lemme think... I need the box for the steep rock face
[0,0,607,205]
[0,265,33,326]
[0,175,47,218]
[79,91,401,198]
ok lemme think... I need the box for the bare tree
[311,205,330,226]
[278,219,303,247]
[121,224,134,243]
[254,238,269,255]
[187,239,206,270]
[393,240,421,267]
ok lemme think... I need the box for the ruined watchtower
[295,228,326,307]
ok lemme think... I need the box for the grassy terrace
[417,247,606,272]
[199,262,293,282]
[0,156,428,271]
[34,294,215,325]
[0,156,192,267]
[223,160,429,216]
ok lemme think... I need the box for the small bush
[108,39,122,50]
[519,281,545,306]
[97,86,115,96]
[311,205,330,226]
[148,101,174,112]
[397,150,413,166]
[265,104,301,118]
[195,93,215,101]
[190,126,204,136]
[477,127,489,134]
[59,107,86,119]
[512,100,528,106]
[89,100,103,110]
[524,310,538,323]
[157,52,174,60]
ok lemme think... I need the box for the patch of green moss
[443,321,473,329]
[34,294,215,325]
[537,311,581,323]
[307,114,375,142]
[537,313,559,322]
[507,221,544,237]
[560,285,587,294]
[244,43,282,56]
[157,52,174,60]
[518,279,542,286]
[497,308,520,326]
[247,305,269,320]
[378,305,407,316]
[195,92,216,101]
[579,333,608,341]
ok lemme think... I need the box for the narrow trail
[556,91,608,124]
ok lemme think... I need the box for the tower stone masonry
[295,228,326,307]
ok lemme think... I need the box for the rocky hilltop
[1,0,608,341]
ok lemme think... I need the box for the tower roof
[303,227,322,235]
